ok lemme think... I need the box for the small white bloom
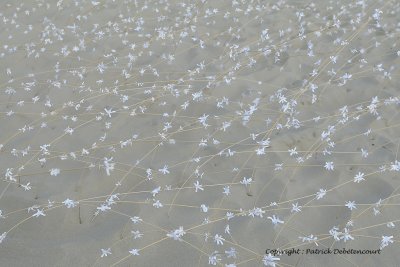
[158,165,170,175]
[380,236,394,249]
[200,204,208,213]
[153,200,163,208]
[224,225,231,235]
[214,234,225,245]
[63,198,78,208]
[208,251,220,265]
[316,188,327,200]
[390,160,400,171]
[267,215,284,226]
[129,248,140,256]
[345,201,357,210]
[223,186,230,196]
[131,230,143,239]
[291,203,302,213]
[361,148,368,158]
[387,222,395,228]
[194,180,204,192]
[226,212,234,220]
[97,204,111,212]
[248,207,265,218]
[299,234,318,246]
[167,226,186,241]
[130,216,142,224]
[324,162,334,171]
[274,163,283,171]
[262,253,280,267]
[151,186,161,197]
[329,226,342,241]
[50,168,60,176]
[103,157,115,176]
[341,228,354,242]
[240,177,252,186]
[32,209,46,218]
[100,248,111,257]
[0,232,6,244]
[225,247,236,258]
[22,182,31,191]
[354,172,365,183]
[288,147,298,156]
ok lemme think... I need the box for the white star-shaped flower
[354,172,365,183]
[129,248,140,256]
[100,248,111,257]
[194,180,204,192]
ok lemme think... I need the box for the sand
[0,0,400,266]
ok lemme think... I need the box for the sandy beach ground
[1,0,400,266]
